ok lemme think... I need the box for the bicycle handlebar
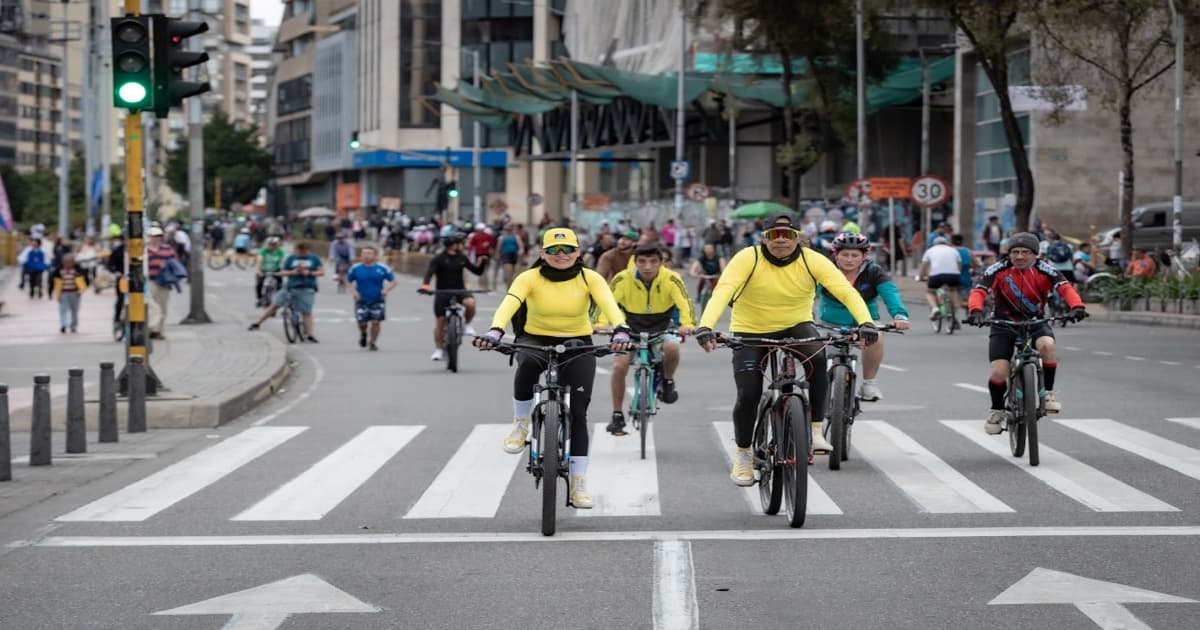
[813,322,906,335]
[418,289,490,296]
[973,316,1074,328]
[483,340,613,359]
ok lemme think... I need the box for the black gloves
[1069,306,1089,323]
[694,327,715,347]
[966,310,987,327]
[856,323,879,345]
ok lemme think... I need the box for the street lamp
[1167,0,1185,252]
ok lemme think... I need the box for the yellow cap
[542,227,579,248]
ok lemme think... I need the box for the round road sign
[910,175,950,208]
[846,178,872,206]
[686,182,710,202]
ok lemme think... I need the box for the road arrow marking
[989,567,1195,629]
[153,573,379,629]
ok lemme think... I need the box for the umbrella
[298,206,336,218]
[731,201,791,219]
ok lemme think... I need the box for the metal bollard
[1,383,11,481]
[98,362,117,443]
[127,356,146,433]
[66,368,86,454]
[29,374,51,466]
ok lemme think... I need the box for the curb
[213,333,292,427]
[1094,310,1200,330]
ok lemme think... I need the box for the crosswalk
[54,417,1200,524]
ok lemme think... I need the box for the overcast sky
[250,1,285,26]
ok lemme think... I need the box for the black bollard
[66,368,86,454]
[1,383,11,481]
[127,357,146,433]
[29,374,51,466]
[98,362,117,443]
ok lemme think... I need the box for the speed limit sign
[910,175,950,208]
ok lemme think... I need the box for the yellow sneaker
[502,417,530,454]
[730,447,754,486]
[810,422,832,453]
[569,475,594,509]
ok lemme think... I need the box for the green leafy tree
[166,110,271,209]
[697,0,898,210]
[1032,0,1200,258]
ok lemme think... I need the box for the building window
[276,75,312,115]
[973,46,1030,200]
[273,116,311,176]
[399,0,441,127]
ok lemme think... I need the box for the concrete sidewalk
[0,266,290,431]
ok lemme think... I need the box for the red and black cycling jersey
[968,258,1083,320]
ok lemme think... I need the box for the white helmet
[819,220,838,232]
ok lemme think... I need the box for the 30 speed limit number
[910,175,949,208]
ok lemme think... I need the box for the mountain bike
[484,340,613,536]
[716,333,818,528]
[257,273,282,309]
[625,329,679,460]
[280,289,308,344]
[931,286,960,334]
[972,316,1074,467]
[334,260,351,294]
[816,323,903,470]
[420,289,486,373]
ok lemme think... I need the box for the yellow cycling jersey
[492,266,625,337]
[598,266,697,331]
[698,245,872,333]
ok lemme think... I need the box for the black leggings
[26,270,43,297]
[513,334,596,457]
[731,322,828,448]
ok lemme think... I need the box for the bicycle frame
[628,331,673,420]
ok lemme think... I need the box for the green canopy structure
[732,201,792,219]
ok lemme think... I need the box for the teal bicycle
[625,329,679,460]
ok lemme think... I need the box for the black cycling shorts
[927,273,961,289]
[434,293,468,317]
[988,323,1054,362]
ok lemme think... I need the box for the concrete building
[248,18,275,133]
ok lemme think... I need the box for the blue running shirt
[347,262,395,302]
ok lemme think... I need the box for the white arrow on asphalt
[153,573,379,629]
[989,567,1195,630]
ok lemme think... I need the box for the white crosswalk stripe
[234,426,424,521]
[854,420,1013,513]
[57,426,307,522]
[404,424,523,519]
[941,420,1177,512]
[1055,419,1200,481]
[711,421,843,516]
[49,418,1200,524]
[578,423,661,517]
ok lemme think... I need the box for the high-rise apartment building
[248,18,275,133]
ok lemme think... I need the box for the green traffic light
[349,139,361,150]
[447,188,459,198]
[117,81,148,105]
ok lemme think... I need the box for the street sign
[154,574,380,629]
[686,182,710,202]
[846,178,872,205]
[990,567,1196,629]
[910,174,950,208]
[868,177,913,200]
[670,160,690,180]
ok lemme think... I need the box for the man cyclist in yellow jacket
[597,244,697,435]
[695,212,878,485]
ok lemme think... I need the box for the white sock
[863,379,876,385]
[513,399,534,419]
[569,456,588,479]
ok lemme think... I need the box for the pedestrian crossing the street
[53,417,1200,525]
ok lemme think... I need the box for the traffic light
[151,16,210,119]
[349,131,361,150]
[446,180,459,199]
[111,16,154,110]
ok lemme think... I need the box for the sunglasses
[544,245,578,256]
[763,227,800,241]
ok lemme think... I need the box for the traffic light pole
[181,0,210,324]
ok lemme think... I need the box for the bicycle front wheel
[1008,375,1027,458]
[282,307,298,343]
[827,365,850,470]
[207,252,227,270]
[931,309,944,334]
[234,255,251,270]
[540,401,562,537]
[782,395,809,528]
[445,316,460,373]
[1023,363,1040,466]
[634,368,652,460]
[753,403,783,515]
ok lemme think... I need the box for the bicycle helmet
[819,220,839,232]
[443,233,465,246]
[831,231,870,251]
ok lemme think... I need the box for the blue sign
[352,149,508,170]
[670,160,690,180]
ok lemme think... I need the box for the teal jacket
[818,262,908,326]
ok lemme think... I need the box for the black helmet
[443,233,465,246]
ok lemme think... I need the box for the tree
[166,110,271,209]
[929,0,1040,231]
[697,0,898,210]
[1032,0,1200,259]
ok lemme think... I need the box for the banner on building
[380,196,402,211]
[336,183,361,214]
[0,171,13,232]
[1009,85,1087,112]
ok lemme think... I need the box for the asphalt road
[2,267,1198,629]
